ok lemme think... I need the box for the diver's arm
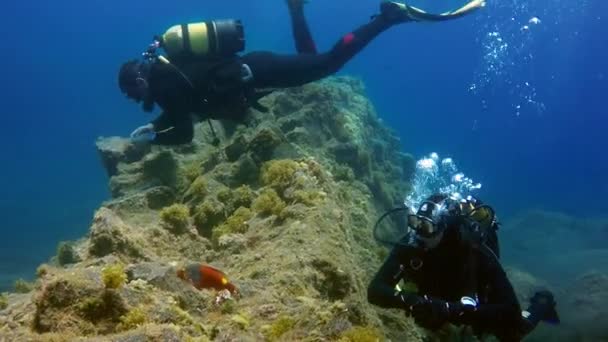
[403,253,520,332]
[148,63,195,145]
[150,111,194,145]
[150,111,173,133]
[454,255,521,333]
[149,94,192,138]
[367,244,421,310]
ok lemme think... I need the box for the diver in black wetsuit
[368,194,560,341]
[118,0,485,145]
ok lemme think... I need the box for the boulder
[96,137,149,177]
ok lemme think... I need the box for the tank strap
[181,24,191,54]
[241,64,254,83]
[207,21,218,55]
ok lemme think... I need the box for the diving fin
[380,0,486,23]
[380,1,416,23]
[286,0,310,10]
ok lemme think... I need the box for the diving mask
[408,200,449,238]
[407,214,440,238]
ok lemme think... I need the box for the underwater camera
[157,19,245,60]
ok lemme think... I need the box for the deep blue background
[0,0,606,289]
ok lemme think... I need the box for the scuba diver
[118,0,486,145]
[368,194,559,341]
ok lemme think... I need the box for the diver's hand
[398,291,425,310]
[130,123,155,141]
[527,290,559,324]
[409,295,458,330]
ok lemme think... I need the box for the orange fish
[177,263,238,296]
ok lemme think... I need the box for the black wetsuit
[367,225,531,341]
[146,3,395,145]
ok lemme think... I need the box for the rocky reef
[0,77,424,341]
[4,76,602,341]
[501,210,608,341]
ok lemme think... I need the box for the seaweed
[183,176,207,203]
[252,189,286,217]
[338,326,383,342]
[56,241,80,266]
[102,263,127,290]
[14,278,34,293]
[193,199,226,238]
[0,292,7,310]
[265,316,296,341]
[78,290,127,324]
[293,189,325,207]
[260,159,299,193]
[212,207,253,244]
[117,307,147,331]
[160,204,191,234]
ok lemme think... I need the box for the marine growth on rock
[3,77,429,341]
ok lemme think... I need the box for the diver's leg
[286,0,317,54]
[245,11,396,88]
[245,1,482,88]
[383,0,486,22]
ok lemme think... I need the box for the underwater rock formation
[510,269,608,342]
[502,209,608,285]
[560,272,608,340]
[1,77,602,342]
[502,210,608,341]
[96,136,150,177]
[0,77,425,341]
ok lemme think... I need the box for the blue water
[0,0,606,290]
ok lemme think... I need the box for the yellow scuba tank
[160,19,245,60]
[459,197,500,259]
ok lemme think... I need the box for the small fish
[177,263,239,296]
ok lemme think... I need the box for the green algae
[160,204,191,234]
[0,293,7,310]
[56,241,79,266]
[260,159,299,193]
[338,326,383,342]
[102,263,127,290]
[265,315,296,341]
[117,306,147,331]
[212,207,253,244]
[14,278,34,293]
[252,189,286,217]
[4,77,428,341]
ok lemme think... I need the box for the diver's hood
[120,61,152,93]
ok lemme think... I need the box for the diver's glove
[130,123,156,141]
[397,291,425,310]
[524,290,559,325]
[406,295,465,330]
